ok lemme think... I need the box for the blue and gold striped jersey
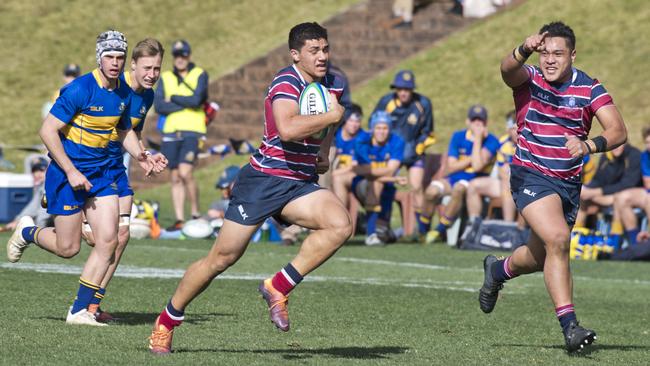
[354,133,405,169]
[49,69,132,168]
[496,134,516,167]
[447,129,500,182]
[107,71,155,159]
[335,128,368,168]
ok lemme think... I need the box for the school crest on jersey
[407,113,417,125]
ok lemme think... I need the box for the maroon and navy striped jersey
[512,65,614,182]
[250,64,344,181]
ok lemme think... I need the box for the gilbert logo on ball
[299,82,331,139]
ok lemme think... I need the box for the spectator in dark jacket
[574,143,642,229]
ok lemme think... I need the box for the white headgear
[96,30,128,66]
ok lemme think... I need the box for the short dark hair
[642,126,650,140]
[539,21,576,50]
[288,22,328,51]
[349,103,363,117]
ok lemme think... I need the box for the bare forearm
[119,129,145,158]
[445,159,471,175]
[39,125,75,174]
[280,112,338,141]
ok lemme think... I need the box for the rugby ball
[130,218,152,239]
[299,82,331,139]
[182,219,214,239]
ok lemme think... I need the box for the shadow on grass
[493,343,650,357]
[174,345,409,360]
[39,312,235,326]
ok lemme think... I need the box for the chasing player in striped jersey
[478,21,627,353]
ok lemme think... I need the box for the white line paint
[335,257,482,272]
[0,262,487,293]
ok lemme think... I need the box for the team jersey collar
[465,129,476,141]
[548,67,577,92]
[291,64,308,87]
[123,71,145,94]
[92,68,120,90]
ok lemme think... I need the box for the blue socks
[415,212,431,235]
[71,278,100,314]
[367,211,379,235]
[90,287,106,307]
[22,226,40,244]
[625,229,639,246]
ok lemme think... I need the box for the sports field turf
[1,233,649,365]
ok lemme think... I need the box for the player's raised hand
[564,133,587,158]
[327,93,344,124]
[67,169,93,191]
[523,31,549,53]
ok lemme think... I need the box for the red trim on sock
[158,308,183,330]
[555,304,575,317]
[271,271,294,296]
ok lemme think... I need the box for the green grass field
[1,232,649,365]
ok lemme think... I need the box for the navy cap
[216,165,240,189]
[172,40,191,57]
[467,104,488,121]
[390,70,416,89]
[63,63,81,77]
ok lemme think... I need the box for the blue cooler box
[0,173,34,223]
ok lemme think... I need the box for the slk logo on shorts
[238,205,248,220]
[523,188,537,197]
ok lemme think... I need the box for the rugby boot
[149,316,174,355]
[258,278,290,331]
[564,321,597,353]
[478,255,504,313]
[6,216,35,263]
[66,308,107,327]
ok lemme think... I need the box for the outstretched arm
[501,31,548,88]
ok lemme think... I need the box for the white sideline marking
[0,262,484,293]
[335,257,482,272]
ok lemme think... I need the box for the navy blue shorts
[160,132,203,169]
[44,162,118,216]
[510,165,581,226]
[108,158,133,198]
[224,164,322,226]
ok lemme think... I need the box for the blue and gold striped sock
[90,287,106,307]
[21,226,42,244]
[415,211,431,235]
[71,278,100,314]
